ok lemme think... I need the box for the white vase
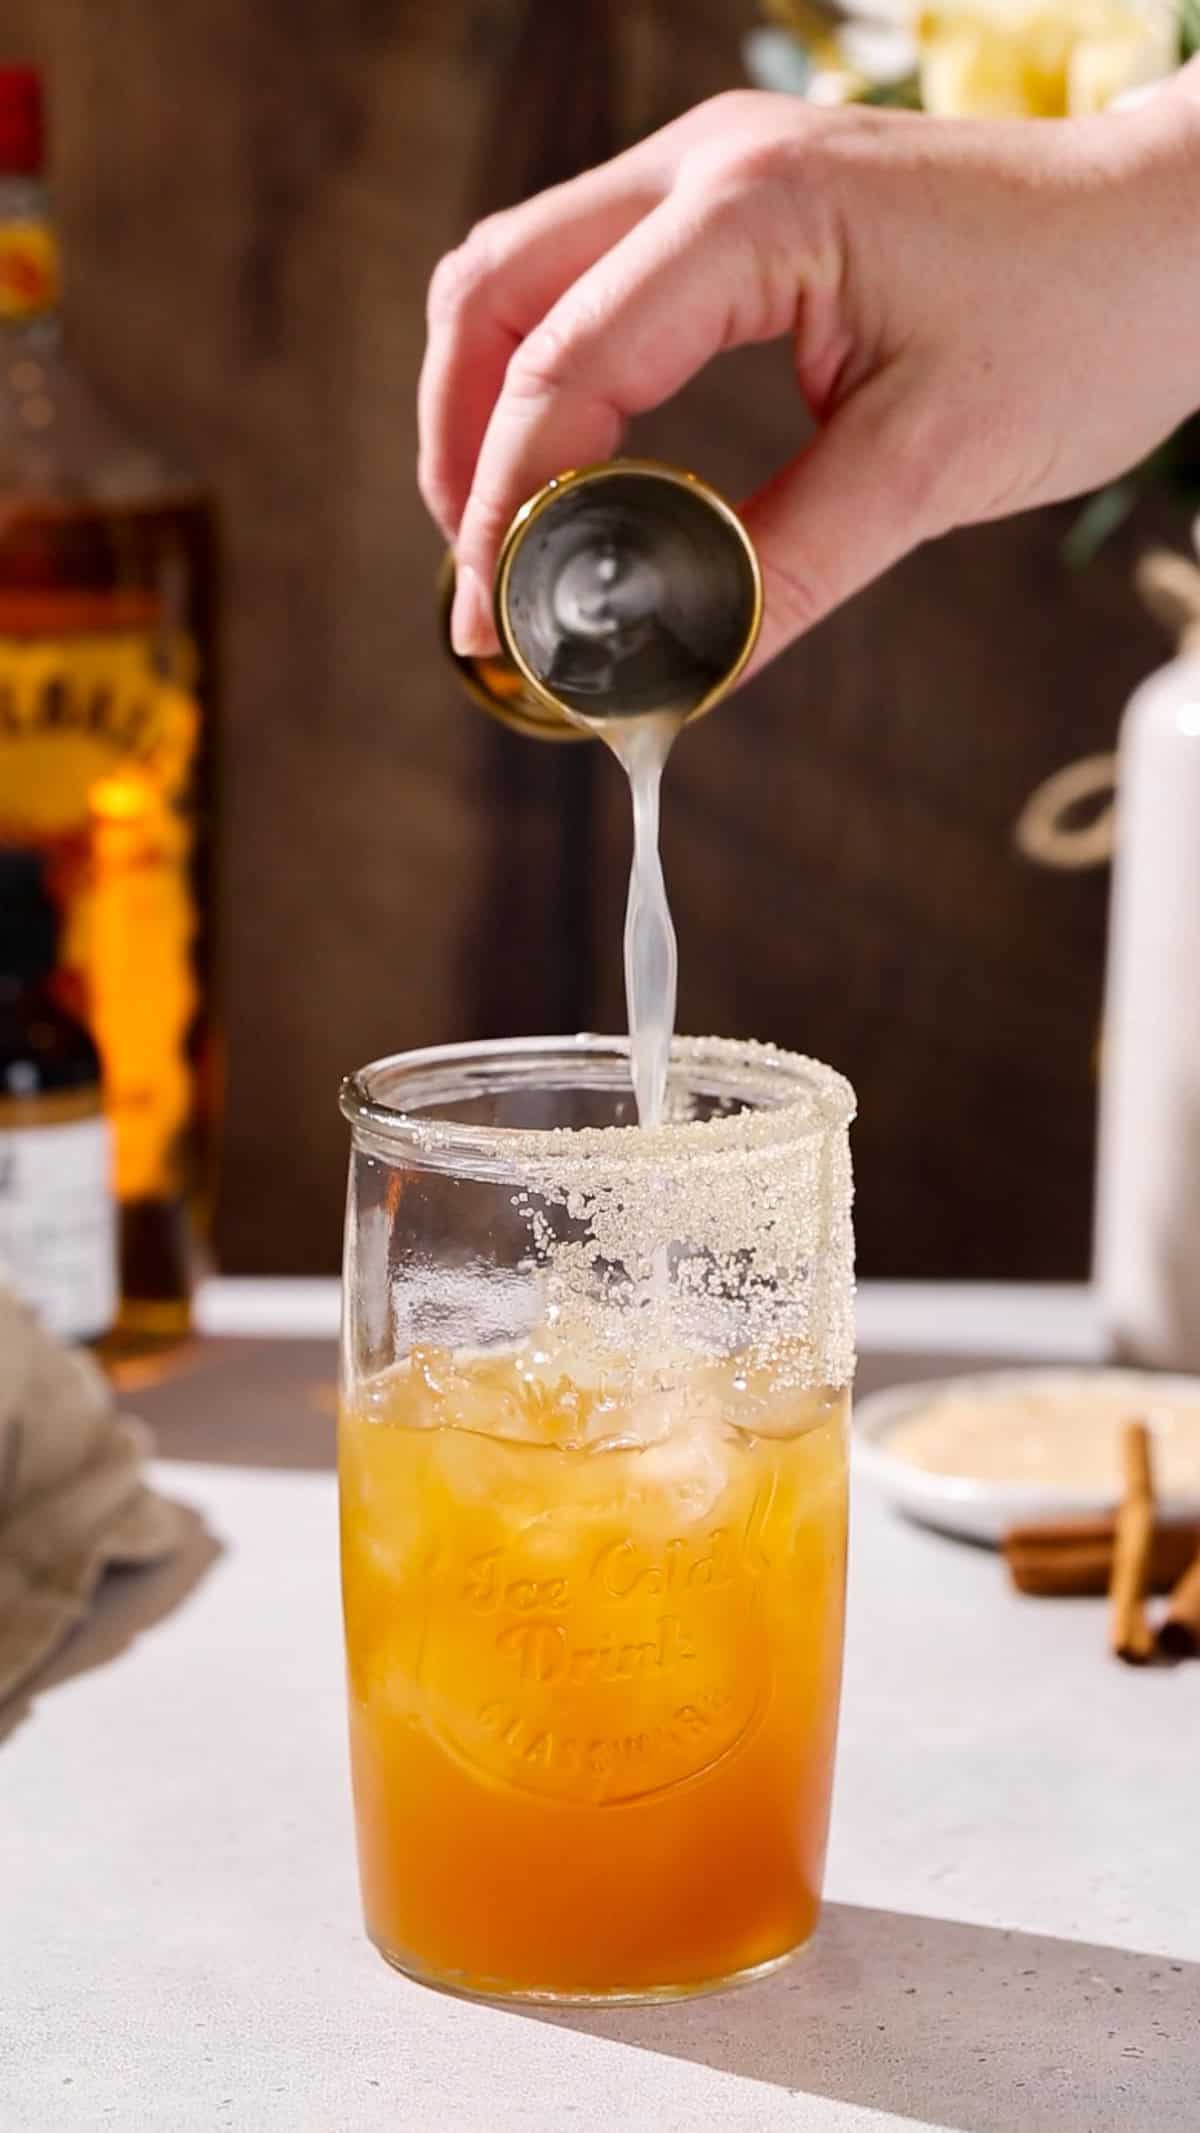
[1095,647,1200,1366]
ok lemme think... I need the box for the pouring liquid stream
[600,714,682,1132]
[530,513,733,1131]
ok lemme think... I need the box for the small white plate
[852,1367,1200,1545]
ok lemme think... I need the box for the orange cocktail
[340,1344,847,2001]
[338,1035,856,2003]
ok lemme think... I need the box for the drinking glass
[338,1035,854,2004]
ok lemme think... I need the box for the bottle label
[0,613,200,1202]
[0,1107,117,1339]
[0,614,197,814]
[0,218,60,318]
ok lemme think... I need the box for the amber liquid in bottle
[0,70,218,1360]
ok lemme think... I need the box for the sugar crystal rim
[340,1033,854,1177]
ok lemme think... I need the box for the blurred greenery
[859,75,923,107]
[1065,419,1200,569]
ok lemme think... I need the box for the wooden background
[3,0,1180,1276]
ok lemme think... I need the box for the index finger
[451,186,782,654]
[418,163,660,539]
[418,97,760,540]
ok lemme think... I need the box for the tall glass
[338,1035,855,2005]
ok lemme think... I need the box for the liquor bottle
[0,845,116,1342]
[0,65,217,1358]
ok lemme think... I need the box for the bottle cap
[0,846,59,982]
[0,67,44,177]
[443,460,762,739]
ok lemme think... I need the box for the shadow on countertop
[115,1337,338,1471]
[533,1902,1198,2132]
[0,1497,222,1750]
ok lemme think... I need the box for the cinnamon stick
[1109,1421,1156,1664]
[1157,1543,1200,1659]
[1003,1517,1199,1598]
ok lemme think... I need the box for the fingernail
[450,565,498,657]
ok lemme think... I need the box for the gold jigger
[441,459,762,741]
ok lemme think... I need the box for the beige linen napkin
[0,1285,182,1704]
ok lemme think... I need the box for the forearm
[1157,59,1200,389]
[1096,61,1200,425]
[1156,54,1200,177]
[1173,51,1200,107]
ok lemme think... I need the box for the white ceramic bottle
[1095,606,1200,1366]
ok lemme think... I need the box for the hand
[419,75,1200,668]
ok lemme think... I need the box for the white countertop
[3,1283,1197,2133]
[193,1276,1110,1363]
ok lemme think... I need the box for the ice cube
[632,1410,739,1524]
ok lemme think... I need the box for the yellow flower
[750,3,921,103]
[748,0,1180,112]
[917,0,1179,116]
